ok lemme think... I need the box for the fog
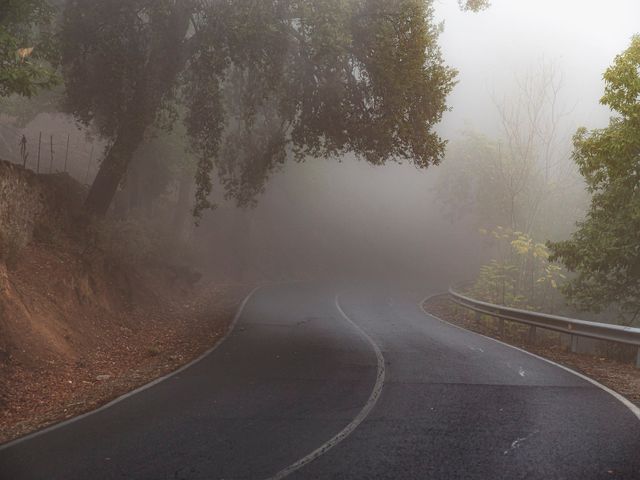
[190,0,640,287]
[436,0,640,134]
[197,159,477,287]
[4,1,640,466]
[2,0,639,291]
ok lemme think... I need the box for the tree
[0,0,58,98]
[113,124,198,245]
[549,36,640,324]
[435,131,519,229]
[472,227,565,311]
[60,0,459,218]
[435,62,584,311]
[436,62,584,240]
[458,0,490,12]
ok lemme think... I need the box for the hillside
[0,160,247,443]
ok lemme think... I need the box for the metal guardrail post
[636,348,640,369]
[475,311,481,326]
[528,326,536,344]
[570,335,579,353]
[499,318,505,337]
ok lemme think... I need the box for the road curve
[1,283,639,479]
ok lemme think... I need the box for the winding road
[1,283,639,479]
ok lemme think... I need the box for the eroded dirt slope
[0,161,248,443]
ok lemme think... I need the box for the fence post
[20,135,28,167]
[36,132,42,173]
[49,135,54,173]
[64,134,70,173]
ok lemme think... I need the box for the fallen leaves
[0,283,249,444]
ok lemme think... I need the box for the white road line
[0,284,265,451]
[419,293,640,421]
[265,294,386,480]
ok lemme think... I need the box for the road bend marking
[265,294,386,480]
[0,284,265,451]
[419,293,640,422]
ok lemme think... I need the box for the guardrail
[449,287,640,368]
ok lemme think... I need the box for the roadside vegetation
[437,37,640,327]
[0,0,58,98]
[425,36,640,395]
[549,36,640,325]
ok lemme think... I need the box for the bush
[472,226,566,312]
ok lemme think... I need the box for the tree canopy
[0,0,58,97]
[549,36,640,324]
[458,0,490,12]
[59,0,458,218]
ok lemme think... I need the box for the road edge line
[0,284,264,451]
[265,294,386,480]
[419,292,640,421]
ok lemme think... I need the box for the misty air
[0,1,639,479]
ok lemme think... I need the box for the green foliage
[0,86,63,127]
[60,0,188,139]
[549,36,640,324]
[60,0,457,218]
[458,0,490,12]
[473,227,565,310]
[0,0,58,98]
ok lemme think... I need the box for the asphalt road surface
[1,282,639,479]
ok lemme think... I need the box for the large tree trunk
[84,122,146,216]
[128,165,141,212]
[82,5,193,217]
[172,169,193,238]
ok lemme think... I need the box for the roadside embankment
[0,160,249,444]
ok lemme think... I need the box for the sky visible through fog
[224,1,640,283]
[433,0,640,137]
[9,0,638,283]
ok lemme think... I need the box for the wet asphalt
[1,282,639,479]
